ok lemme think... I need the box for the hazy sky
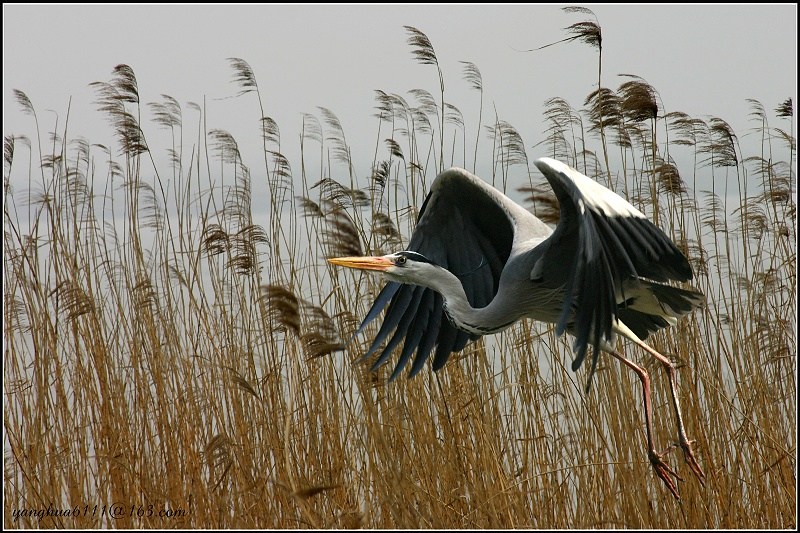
[4,4,797,191]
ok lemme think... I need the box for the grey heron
[328,157,705,499]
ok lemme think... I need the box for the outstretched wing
[532,158,693,385]
[356,168,522,380]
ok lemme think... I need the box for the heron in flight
[328,157,705,499]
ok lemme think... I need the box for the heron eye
[395,255,407,265]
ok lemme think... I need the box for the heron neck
[418,267,511,335]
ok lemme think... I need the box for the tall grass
[4,23,795,529]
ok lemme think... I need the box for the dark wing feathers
[365,284,418,368]
[408,292,444,377]
[355,282,400,344]
[616,309,671,341]
[388,286,433,380]
[605,216,692,282]
[533,158,694,386]
[355,168,514,379]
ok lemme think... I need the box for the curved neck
[413,266,512,336]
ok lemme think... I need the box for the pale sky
[4,4,797,195]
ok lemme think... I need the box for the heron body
[328,158,706,499]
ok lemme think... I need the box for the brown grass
[3,33,796,529]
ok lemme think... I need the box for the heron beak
[327,256,393,272]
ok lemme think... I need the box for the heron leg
[634,340,706,485]
[607,350,683,500]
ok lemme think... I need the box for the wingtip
[534,157,570,175]
[433,166,480,188]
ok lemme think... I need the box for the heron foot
[680,438,706,485]
[649,449,683,500]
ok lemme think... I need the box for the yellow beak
[327,256,393,272]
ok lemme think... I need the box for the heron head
[327,251,438,282]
